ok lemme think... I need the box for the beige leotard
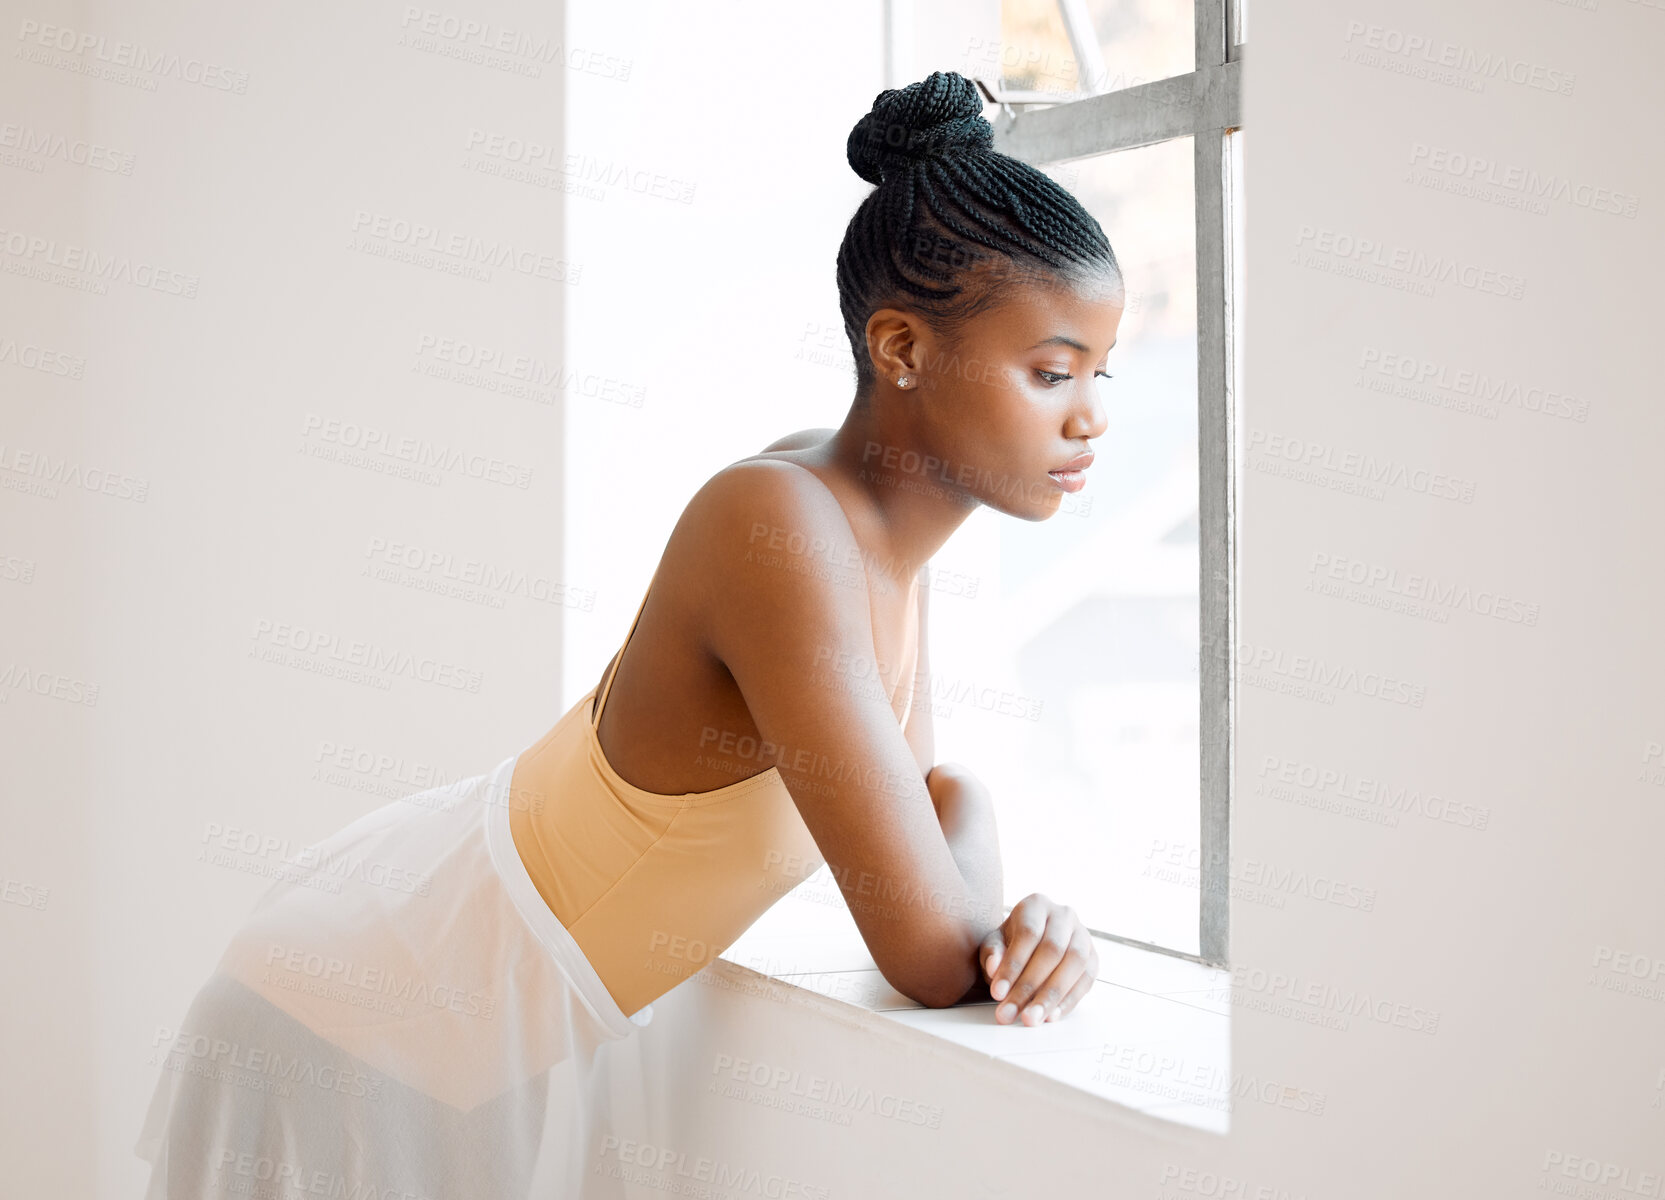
[508,567,921,1017]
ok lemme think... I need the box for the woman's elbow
[890,956,979,1009]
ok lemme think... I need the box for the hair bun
[847,70,994,186]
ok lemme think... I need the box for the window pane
[928,136,1200,952]
[1078,0,1196,92]
[990,0,1081,99]
[985,0,1195,100]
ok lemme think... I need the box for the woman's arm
[681,460,990,1007]
[926,763,1002,929]
[676,459,1098,1018]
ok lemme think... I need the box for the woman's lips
[1048,449,1093,493]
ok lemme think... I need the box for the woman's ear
[865,308,920,383]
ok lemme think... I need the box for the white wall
[1226,2,1665,1192]
[1,1,573,1193]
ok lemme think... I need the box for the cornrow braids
[837,70,1123,400]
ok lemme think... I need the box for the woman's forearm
[926,762,1004,931]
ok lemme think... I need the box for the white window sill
[717,869,1232,1134]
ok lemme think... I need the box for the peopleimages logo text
[1294,225,1526,299]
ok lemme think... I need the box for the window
[931,0,1243,963]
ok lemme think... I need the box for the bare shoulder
[661,457,883,688]
[672,457,864,608]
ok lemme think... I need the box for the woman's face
[900,272,1122,521]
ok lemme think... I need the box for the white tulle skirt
[134,754,658,1199]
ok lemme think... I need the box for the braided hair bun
[847,71,994,186]
[835,70,1121,400]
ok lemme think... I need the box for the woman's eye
[1037,369,1114,385]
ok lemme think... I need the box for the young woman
[136,70,1124,1199]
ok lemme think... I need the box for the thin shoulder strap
[593,564,659,729]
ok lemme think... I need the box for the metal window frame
[981,0,1244,967]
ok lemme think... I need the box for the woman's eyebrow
[1027,335,1089,352]
[1026,335,1119,353]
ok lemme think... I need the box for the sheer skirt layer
[134,756,654,1199]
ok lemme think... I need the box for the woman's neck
[817,405,979,585]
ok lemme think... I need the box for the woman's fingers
[1047,962,1096,1022]
[982,895,1099,1025]
[1044,929,1099,1021]
[994,903,1076,1025]
[980,927,1005,981]
[987,895,1048,1008]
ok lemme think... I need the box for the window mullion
[988,60,1240,163]
[1197,0,1227,70]
[1196,126,1234,966]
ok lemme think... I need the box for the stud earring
[897,374,912,388]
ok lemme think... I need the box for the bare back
[588,444,929,797]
